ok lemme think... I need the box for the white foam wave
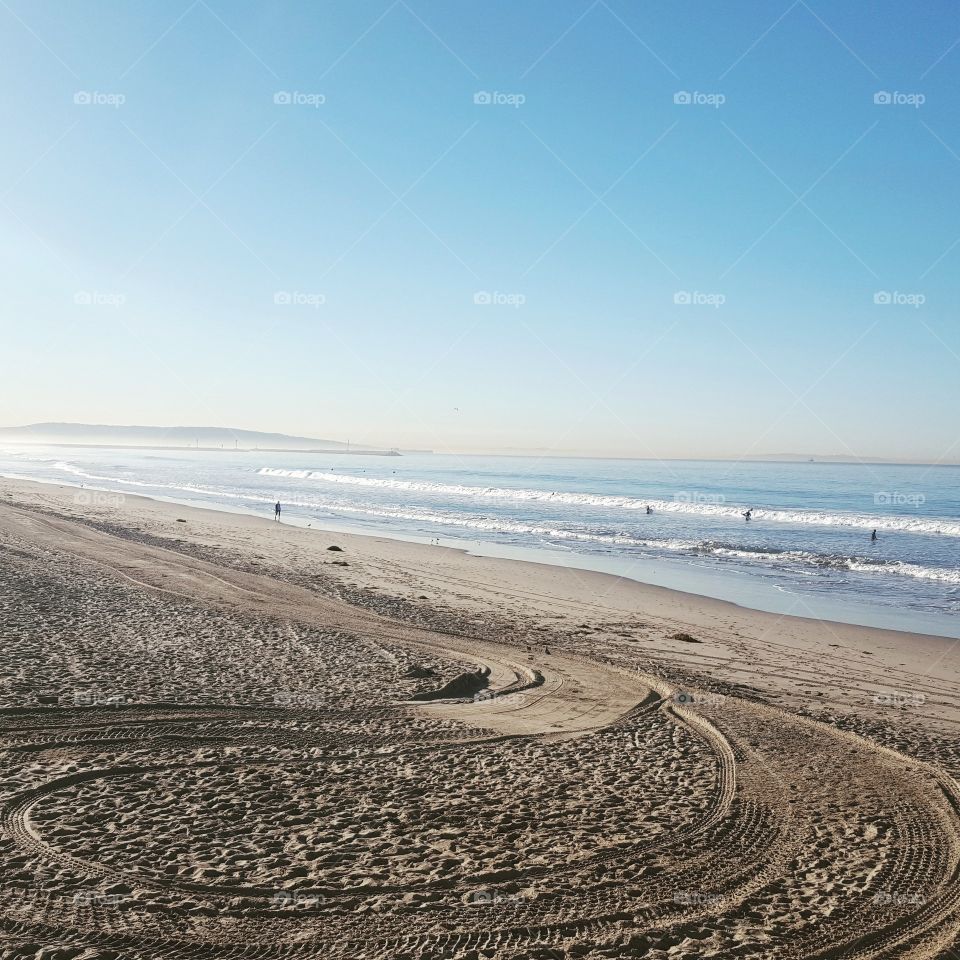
[9,461,959,587]
[845,559,960,585]
[30,462,280,508]
[53,461,163,489]
[258,467,960,537]
[705,545,960,585]
[318,501,960,585]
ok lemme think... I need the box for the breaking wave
[312,501,960,585]
[258,467,960,537]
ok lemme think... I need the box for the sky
[1,0,959,461]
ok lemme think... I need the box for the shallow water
[4,446,958,636]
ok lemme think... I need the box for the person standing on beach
[275,501,281,521]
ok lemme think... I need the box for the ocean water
[3,446,959,637]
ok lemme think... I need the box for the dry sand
[1,476,959,959]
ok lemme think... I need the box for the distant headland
[0,423,412,456]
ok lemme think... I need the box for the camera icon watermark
[673,90,725,108]
[873,91,925,108]
[873,290,925,308]
[674,290,725,308]
[74,90,125,108]
[473,290,526,307]
[473,90,526,108]
[274,291,325,308]
[273,90,326,107]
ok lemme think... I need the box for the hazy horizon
[3,419,960,465]
[2,2,959,462]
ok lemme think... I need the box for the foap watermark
[74,491,125,508]
[273,691,326,709]
[74,290,126,308]
[469,889,523,906]
[873,290,924,308]
[273,90,325,107]
[472,690,527,707]
[74,90,125,108]
[874,491,925,507]
[673,690,725,708]
[674,490,726,506]
[873,891,925,907]
[73,890,126,908]
[474,290,525,307]
[73,689,131,707]
[674,890,722,907]
[872,691,925,708]
[674,290,725,308]
[272,891,323,907]
[473,90,525,108]
[274,291,325,308]
[673,90,725,108]
[873,91,924,108]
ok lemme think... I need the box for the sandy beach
[2,476,959,959]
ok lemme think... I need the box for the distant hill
[0,423,353,451]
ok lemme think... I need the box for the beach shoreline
[4,442,959,642]
[2,474,957,728]
[4,467,958,639]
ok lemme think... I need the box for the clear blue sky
[2,1,959,460]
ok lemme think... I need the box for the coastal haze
[2,2,960,959]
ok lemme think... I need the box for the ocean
[3,446,958,638]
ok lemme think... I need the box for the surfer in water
[871,529,878,541]
[743,509,752,521]
[646,505,653,515]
